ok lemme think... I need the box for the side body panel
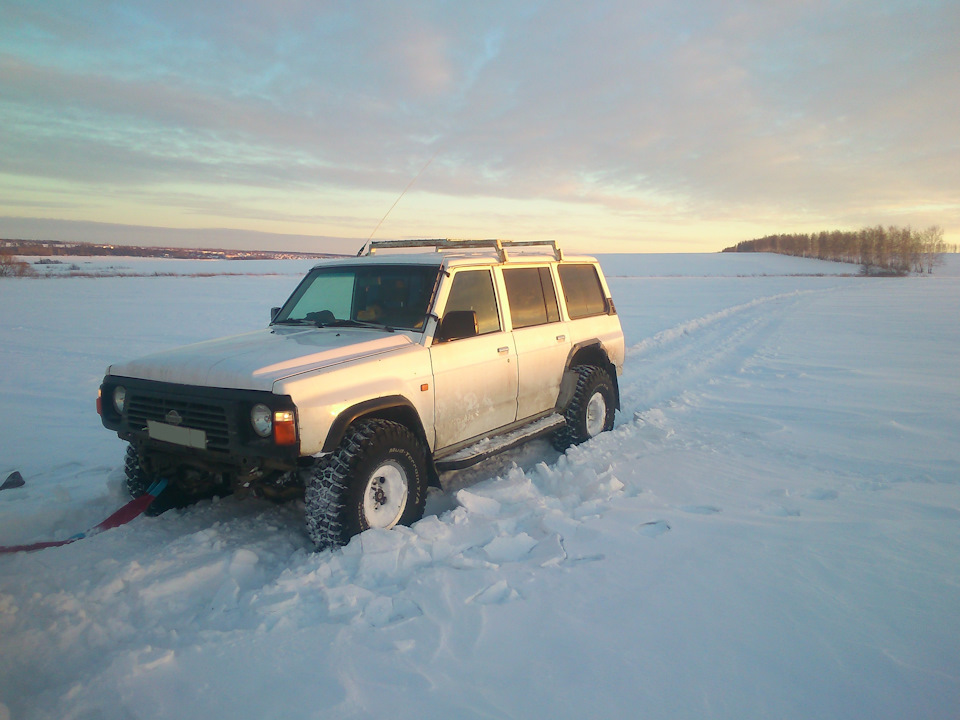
[275,343,435,455]
[495,261,572,420]
[429,333,519,449]
[509,322,571,419]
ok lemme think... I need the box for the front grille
[127,394,232,453]
[101,377,299,468]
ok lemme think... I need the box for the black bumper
[100,376,300,471]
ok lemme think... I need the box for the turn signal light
[274,411,297,446]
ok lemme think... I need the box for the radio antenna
[357,150,439,256]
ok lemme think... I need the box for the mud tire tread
[304,419,427,551]
[552,365,616,451]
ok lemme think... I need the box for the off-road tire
[123,443,214,515]
[552,365,616,451]
[304,419,428,550]
[124,444,174,516]
[123,444,153,498]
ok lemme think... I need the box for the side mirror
[436,310,478,342]
[270,307,282,322]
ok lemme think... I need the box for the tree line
[723,225,953,275]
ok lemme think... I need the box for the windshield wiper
[326,318,396,332]
[272,318,315,326]
[274,317,396,332]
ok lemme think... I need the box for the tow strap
[0,477,168,555]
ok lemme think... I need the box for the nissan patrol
[98,239,624,549]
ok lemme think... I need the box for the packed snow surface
[1,253,958,720]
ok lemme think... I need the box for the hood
[107,326,419,391]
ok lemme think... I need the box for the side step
[435,414,566,471]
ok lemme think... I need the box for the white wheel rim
[585,391,607,437]
[363,460,409,529]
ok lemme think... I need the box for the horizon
[2,217,732,256]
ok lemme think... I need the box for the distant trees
[723,225,953,275]
[0,253,35,277]
[915,225,948,275]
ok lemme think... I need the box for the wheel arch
[322,396,426,452]
[321,396,440,486]
[559,341,621,411]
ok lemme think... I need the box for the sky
[1,0,958,254]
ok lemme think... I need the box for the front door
[430,269,518,449]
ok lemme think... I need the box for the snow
[2,253,959,720]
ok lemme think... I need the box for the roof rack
[366,238,563,262]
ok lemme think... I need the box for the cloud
[1,0,958,248]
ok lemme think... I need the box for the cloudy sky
[1,0,957,253]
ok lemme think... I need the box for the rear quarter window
[558,264,608,319]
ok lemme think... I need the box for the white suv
[98,239,624,549]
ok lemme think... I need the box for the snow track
[620,290,813,420]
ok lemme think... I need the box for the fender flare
[321,395,429,454]
[557,340,621,411]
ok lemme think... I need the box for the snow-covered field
[1,253,958,720]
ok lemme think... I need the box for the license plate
[147,420,207,449]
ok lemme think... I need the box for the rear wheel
[304,419,428,550]
[553,365,616,450]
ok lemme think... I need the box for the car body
[99,239,624,548]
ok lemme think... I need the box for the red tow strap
[0,478,168,555]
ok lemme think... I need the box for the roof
[309,239,599,271]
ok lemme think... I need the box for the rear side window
[503,267,561,329]
[444,270,501,335]
[558,264,608,319]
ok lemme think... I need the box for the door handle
[498,346,509,355]
[556,335,566,342]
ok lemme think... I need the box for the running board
[435,414,566,471]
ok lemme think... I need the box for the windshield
[273,264,441,331]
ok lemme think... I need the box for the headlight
[113,386,126,414]
[251,403,273,437]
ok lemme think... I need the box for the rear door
[500,265,571,420]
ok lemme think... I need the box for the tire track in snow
[625,291,805,357]
[617,290,814,420]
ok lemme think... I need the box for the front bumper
[99,376,300,473]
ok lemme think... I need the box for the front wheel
[122,443,219,515]
[304,419,429,550]
[553,365,616,450]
